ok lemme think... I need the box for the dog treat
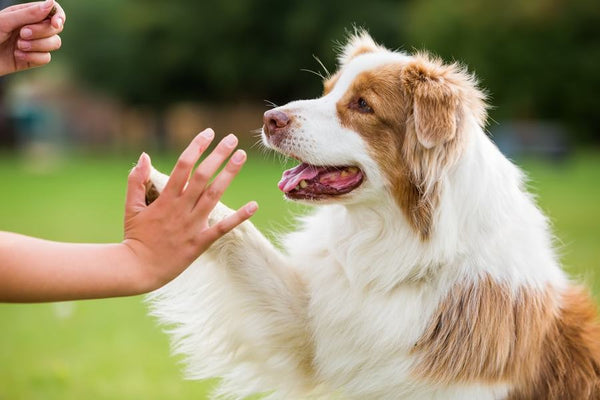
[47,5,57,18]
[145,183,160,206]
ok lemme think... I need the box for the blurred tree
[59,0,404,104]
[57,0,599,143]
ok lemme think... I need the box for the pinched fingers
[49,2,66,29]
[184,134,239,206]
[14,50,51,67]
[20,19,63,41]
[0,0,66,37]
[162,129,215,198]
[203,202,258,244]
[17,35,61,53]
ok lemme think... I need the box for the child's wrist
[118,240,159,295]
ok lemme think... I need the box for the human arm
[0,129,257,302]
[0,0,65,76]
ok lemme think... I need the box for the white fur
[147,42,567,399]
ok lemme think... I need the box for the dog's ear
[402,55,462,149]
[338,28,384,66]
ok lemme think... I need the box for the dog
[145,31,600,399]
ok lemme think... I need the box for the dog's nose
[263,109,291,136]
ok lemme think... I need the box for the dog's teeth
[295,185,300,190]
[348,167,359,174]
[300,180,308,188]
[340,171,348,177]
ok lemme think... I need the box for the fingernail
[137,152,151,169]
[231,150,246,164]
[223,134,237,147]
[18,41,31,50]
[54,17,63,29]
[21,28,32,39]
[14,50,26,60]
[246,201,258,215]
[40,0,53,10]
[200,129,214,139]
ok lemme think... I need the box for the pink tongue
[278,163,322,193]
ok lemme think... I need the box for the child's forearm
[0,232,147,302]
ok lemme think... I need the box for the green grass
[519,153,600,295]
[0,150,598,400]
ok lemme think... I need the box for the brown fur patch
[332,52,487,239]
[403,53,488,132]
[322,72,340,96]
[337,30,382,66]
[346,44,377,60]
[334,64,437,239]
[402,62,458,148]
[413,277,600,399]
[413,276,557,383]
[508,286,600,399]
[145,182,160,205]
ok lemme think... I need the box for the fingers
[50,2,66,30]
[192,149,246,215]
[14,50,51,67]
[204,202,258,244]
[17,35,61,53]
[0,0,57,33]
[184,134,239,206]
[125,153,151,219]
[162,129,215,198]
[13,6,64,71]
[20,19,63,41]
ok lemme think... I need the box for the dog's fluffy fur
[146,31,600,399]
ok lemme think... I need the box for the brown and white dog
[146,31,600,399]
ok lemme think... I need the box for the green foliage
[58,0,405,105]
[57,0,599,141]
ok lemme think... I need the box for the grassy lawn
[0,149,598,400]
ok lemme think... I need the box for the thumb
[0,0,55,33]
[125,152,151,218]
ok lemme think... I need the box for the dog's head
[262,30,487,239]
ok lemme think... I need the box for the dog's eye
[357,97,373,113]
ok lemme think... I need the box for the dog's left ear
[402,56,461,149]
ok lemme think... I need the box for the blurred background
[0,0,599,399]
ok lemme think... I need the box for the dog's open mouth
[278,163,364,200]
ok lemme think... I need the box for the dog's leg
[145,167,316,399]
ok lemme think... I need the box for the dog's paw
[145,167,169,205]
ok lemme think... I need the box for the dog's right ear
[401,54,488,149]
[401,55,461,149]
[338,28,385,67]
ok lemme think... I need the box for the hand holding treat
[0,0,66,76]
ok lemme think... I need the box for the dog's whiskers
[312,54,331,78]
[300,68,326,81]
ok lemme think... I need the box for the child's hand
[0,0,66,76]
[121,129,258,292]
